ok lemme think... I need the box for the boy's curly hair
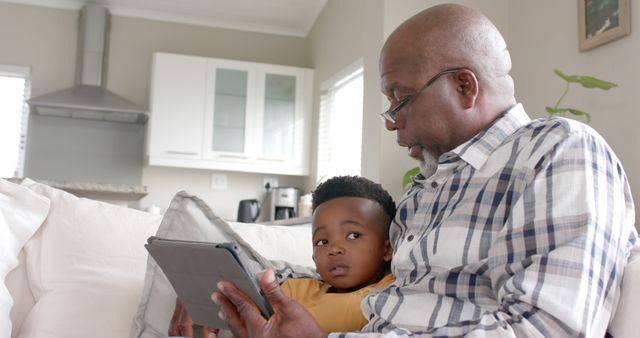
[311,176,396,221]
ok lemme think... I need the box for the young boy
[280,175,396,332]
[169,175,396,336]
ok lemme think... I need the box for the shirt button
[430,181,438,188]
[407,235,414,241]
[369,313,375,320]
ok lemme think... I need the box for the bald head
[382,4,514,107]
[379,4,517,159]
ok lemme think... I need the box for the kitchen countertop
[261,216,312,226]
[8,178,148,201]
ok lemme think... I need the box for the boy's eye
[315,239,328,246]
[347,232,360,239]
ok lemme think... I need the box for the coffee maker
[269,187,299,221]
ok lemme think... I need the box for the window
[316,60,363,182]
[0,65,31,178]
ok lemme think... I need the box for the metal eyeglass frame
[379,67,466,124]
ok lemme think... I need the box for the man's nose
[385,118,397,131]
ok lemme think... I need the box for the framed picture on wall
[578,0,631,51]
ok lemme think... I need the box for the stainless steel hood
[28,4,147,124]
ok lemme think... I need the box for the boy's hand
[212,269,327,338]
[169,299,193,337]
[169,298,218,338]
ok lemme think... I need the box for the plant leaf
[554,69,617,90]
[554,107,591,123]
[545,106,558,114]
[402,166,421,190]
[549,69,616,124]
[566,108,591,123]
[574,75,617,90]
[554,69,579,83]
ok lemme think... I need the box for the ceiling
[1,0,328,37]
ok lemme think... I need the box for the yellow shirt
[281,274,395,333]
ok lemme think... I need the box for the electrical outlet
[263,177,278,190]
[210,173,228,190]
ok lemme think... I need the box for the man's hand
[212,269,327,338]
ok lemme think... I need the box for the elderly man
[213,3,638,337]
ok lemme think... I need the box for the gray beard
[419,149,438,178]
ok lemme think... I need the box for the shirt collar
[447,103,531,170]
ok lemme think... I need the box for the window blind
[0,65,31,178]
[316,67,363,182]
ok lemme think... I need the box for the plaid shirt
[333,104,638,337]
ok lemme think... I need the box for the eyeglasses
[380,67,465,124]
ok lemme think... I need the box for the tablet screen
[145,237,273,329]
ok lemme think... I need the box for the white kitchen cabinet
[147,53,206,164]
[202,59,256,161]
[146,52,313,176]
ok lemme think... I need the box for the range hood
[28,4,147,124]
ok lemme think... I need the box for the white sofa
[1,179,313,338]
[1,178,638,337]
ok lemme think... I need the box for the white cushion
[18,179,162,338]
[609,244,640,338]
[5,250,35,338]
[131,191,314,338]
[228,221,313,268]
[0,179,50,338]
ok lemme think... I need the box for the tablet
[145,236,273,329]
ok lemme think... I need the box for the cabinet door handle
[166,150,199,156]
[218,154,249,159]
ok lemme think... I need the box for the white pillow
[0,179,50,338]
[228,221,314,268]
[5,250,35,338]
[18,179,162,338]
[131,191,315,338]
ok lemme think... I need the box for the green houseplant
[545,69,617,123]
[401,69,618,190]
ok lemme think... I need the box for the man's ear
[455,69,479,109]
[383,239,392,262]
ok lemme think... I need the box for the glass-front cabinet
[261,73,296,159]
[203,59,256,160]
[255,65,308,171]
[147,53,312,176]
[212,69,248,153]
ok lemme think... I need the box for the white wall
[0,5,143,183]
[142,167,304,221]
[27,116,145,184]
[305,0,385,191]
[508,0,640,226]
[0,3,77,98]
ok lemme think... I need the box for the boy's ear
[383,239,392,262]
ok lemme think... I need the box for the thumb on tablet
[258,269,327,337]
[260,269,290,309]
